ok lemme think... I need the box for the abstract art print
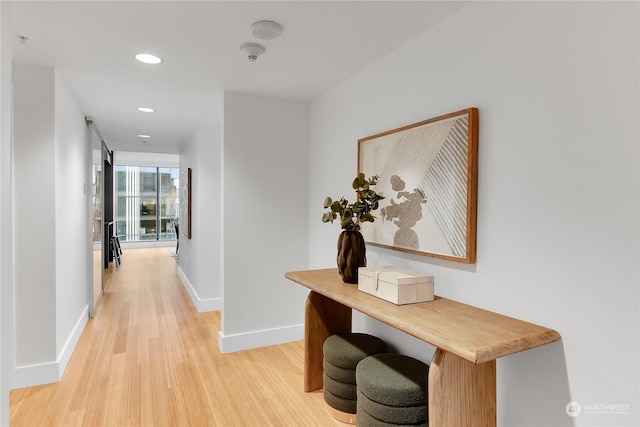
[358,108,478,263]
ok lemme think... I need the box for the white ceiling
[10,1,468,154]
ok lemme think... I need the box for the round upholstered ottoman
[355,353,429,427]
[323,333,388,424]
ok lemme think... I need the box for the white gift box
[358,266,434,305]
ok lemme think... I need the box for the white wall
[0,2,13,424]
[178,124,223,312]
[116,151,179,168]
[308,2,638,427]
[219,91,309,352]
[54,71,89,375]
[12,63,89,388]
[12,63,57,373]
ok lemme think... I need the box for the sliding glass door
[87,118,113,316]
[91,141,102,314]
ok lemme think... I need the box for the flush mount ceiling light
[134,53,162,64]
[251,20,282,40]
[137,134,151,138]
[137,107,155,113]
[240,42,266,62]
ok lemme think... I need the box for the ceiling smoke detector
[240,42,266,62]
[251,20,282,40]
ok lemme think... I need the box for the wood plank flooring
[10,248,343,426]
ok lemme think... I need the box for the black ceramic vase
[337,230,366,284]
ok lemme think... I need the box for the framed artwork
[180,167,192,239]
[358,108,478,263]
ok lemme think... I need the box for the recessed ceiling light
[137,134,151,138]
[134,53,162,64]
[137,107,155,113]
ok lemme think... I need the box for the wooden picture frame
[358,108,478,263]
[180,167,192,239]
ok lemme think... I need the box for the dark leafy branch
[322,173,385,232]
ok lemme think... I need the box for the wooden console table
[285,268,561,427]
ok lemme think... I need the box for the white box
[358,266,434,305]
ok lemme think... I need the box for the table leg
[304,291,352,392]
[429,348,496,427]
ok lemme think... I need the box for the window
[115,166,179,242]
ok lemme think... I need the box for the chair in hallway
[110,233,121,266]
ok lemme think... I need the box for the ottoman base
[328,405,357,425]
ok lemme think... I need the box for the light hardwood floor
[10,248,343,426]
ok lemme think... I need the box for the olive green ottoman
[323,333,388,370]
[356,408,427,427]
[323,358,356,384]
[355,353,429,427]
[322,333,388,424]
[324,373,358,399]
[323,387,357,414]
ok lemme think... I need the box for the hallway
[10,248,340,426]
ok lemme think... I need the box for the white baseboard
[218,324,304,354]
[120,240,174,249]
[57,304,89,377]
[177,267,221,312]
[11,361,59,389]
[12,305,89,389]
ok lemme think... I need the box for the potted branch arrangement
[322,173,385,284]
